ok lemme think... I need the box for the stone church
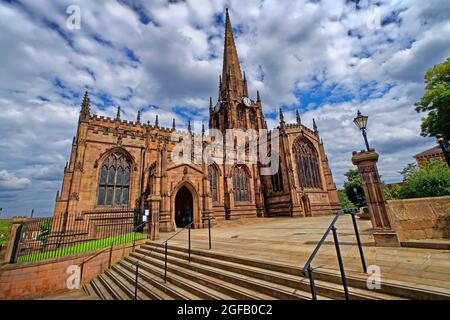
[53,10,340,233]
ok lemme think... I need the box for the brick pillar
[352,150,400,247]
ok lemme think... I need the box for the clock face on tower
[242,97,252,107]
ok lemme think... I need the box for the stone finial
[116,106,121,121]
[155,114,159,127]
[209,97,213,112]
[80,91,90,122]
[202,123,205,136]
[257,90,261,102]
[313,118,318,132]
[188,120,192,133]
[136,110,141,124]
[172,118,176,131]
[296,110,301,125]
[279,108,285,124]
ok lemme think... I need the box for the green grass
[17,232,145,263]
[0,220,12,246]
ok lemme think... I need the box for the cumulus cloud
[0,170,31,191]
[0,0,449,215]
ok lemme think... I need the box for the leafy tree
[343,169,366,208]
[338,191,356,210]
[37,219,52,243]
[399,163,419,182]
[415,57,450,139]
[399,161,450,199]
[383,183,401,200]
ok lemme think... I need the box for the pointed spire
[188,120,192,133]
[243,72,248,96]
[116,106,121,121]
[155,114,159,128]
[80,91,90,122]
[257,90,261,102]
[209,97,214,112]
[296,110,301,125]
[202,123,205,136]
[220,8,244,100]
[279,108,285,125]
[313,118,318,132]
[136,110,141,124]
[172,118,176,131]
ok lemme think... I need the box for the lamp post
[353,110,370,151]
[436,134,450,168]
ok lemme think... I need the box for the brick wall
[0,240,145,300]
[387,196,450,241]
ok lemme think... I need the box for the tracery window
[271,158,284,192]
[208,165,219,202]
[97,152,131,206]
[233,165,249,203]
[293,138,322,189]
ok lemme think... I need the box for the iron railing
[132,217,213,299]
[10,210,147,264]
[302,209,367,300]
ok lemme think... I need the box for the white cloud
[0,170,31,191]
[0,0,449,215]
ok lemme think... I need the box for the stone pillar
[352,150,400,247]
[147,195,161,239]
[3,222,22,263]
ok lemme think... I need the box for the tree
[399,161,450,199]
[338,191,356,210]
[399,163,419,182]
[343,169,366,208]
[415,58,450,139]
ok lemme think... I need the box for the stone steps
[83,241,450,300]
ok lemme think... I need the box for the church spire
[220,8,244,101]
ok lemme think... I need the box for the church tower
[210,9,265,132]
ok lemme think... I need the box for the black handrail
[79,221,148,284]
[301,209,367,300]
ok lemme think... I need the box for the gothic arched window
[293,138,322,189]
[271,158,284,192]
[208,165,219,202]
[233,165,249,203]
[97,152,131,206]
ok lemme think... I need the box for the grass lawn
[17,232,146,263]
[0,220,12,245]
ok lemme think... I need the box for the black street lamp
[436,134,450,168]
[353,110,371,152]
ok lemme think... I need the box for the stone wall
[0,240,145,300]
[387,196,450,241]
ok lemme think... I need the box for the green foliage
[383,183,401,200]
[415,57,450,139]
[338,191,356,210]
[343,169,366,208]
[398,161,450,199]
[399,163,419,182]
[37,219,52,243]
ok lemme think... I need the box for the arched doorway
[302,195,312,217]
[174,186,193,228]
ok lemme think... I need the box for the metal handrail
[79,221,148,283]
[301,208,366,300]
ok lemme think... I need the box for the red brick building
[414,145,446,168]
[53,11,340,233]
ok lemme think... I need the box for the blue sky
[0,0,449,217]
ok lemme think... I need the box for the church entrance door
[174,186,193,228]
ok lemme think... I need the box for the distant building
[414,145,445,168]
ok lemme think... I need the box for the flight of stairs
[83,242,450,300]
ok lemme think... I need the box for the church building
[53,10,340,233]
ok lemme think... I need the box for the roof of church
[414,145,443,158]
